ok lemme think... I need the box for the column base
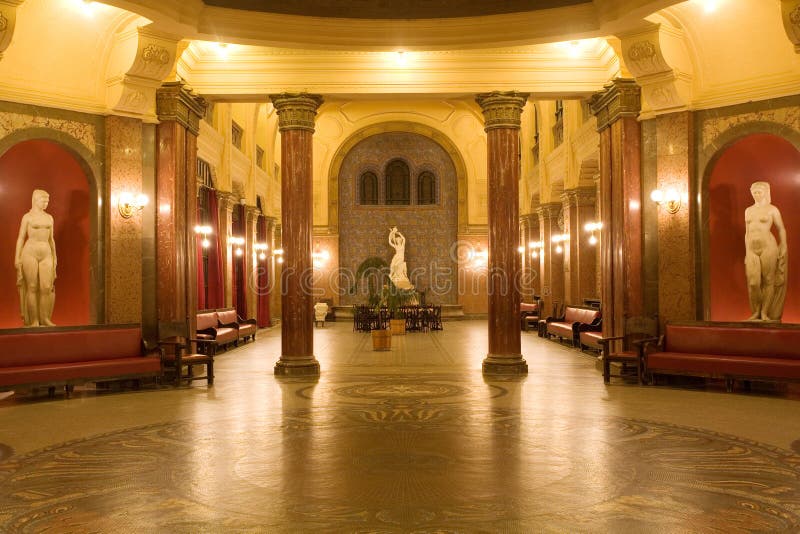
[482,354,528,375]
[274,357,321,377]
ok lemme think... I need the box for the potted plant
[384,281,415,335]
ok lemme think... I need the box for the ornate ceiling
[200,0,590,19]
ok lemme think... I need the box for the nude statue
[388,226,414,290]
[744,181,787,322]
[15,189,57,327]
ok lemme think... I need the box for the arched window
[385,159,410,205]
[417,171,437,205]
[359,171,379,205]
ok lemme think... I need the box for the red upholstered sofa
[546,306,601,346]
[520,299,541,331]
[578,324,603,352]
[216,308,257,343]
[644,322,800,391]
[196,310,238,355]
[0,325,161,397]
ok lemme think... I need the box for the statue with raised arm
[744,181,787,322]
[14,189,57,327]
[388,226,414,290]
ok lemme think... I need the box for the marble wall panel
[0,110,96,155]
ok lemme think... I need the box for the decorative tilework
[339,132,458,305]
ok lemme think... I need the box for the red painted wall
[0,140,91,328]
[709,133,800,323]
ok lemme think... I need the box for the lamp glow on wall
[552,233,570,254]
[254,242,269,260]
[194,225,213,248]
[468,244,489,268]
[584,221,602,246]
[273,248,284,264]
[529,241,544,259]
[312,246,331,269]
[231,236,245,256]
[650,188,682,213]
[117,192,148,219]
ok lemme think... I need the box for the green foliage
[353,256,389,307]
[380,280,416,318]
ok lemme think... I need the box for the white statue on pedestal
[744,181,787,322]
[15,189,57,327]
[388,226,414,290]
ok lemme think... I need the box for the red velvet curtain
[206,190,224,309]
[232,204,247,317]
[257,215,271,327]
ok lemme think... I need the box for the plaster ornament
[313,301,329,324]
[0,12,8,33]
[141,44,170,66]
[14,189,57,327]
[744,181,788,322]
[388,226,414,290]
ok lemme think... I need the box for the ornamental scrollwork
[142,44,170,66]
[791,5,800,25]
[0,12,8,33]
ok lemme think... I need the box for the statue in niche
[744,181,787,322]
[14,189,57,327]
[388,226,414,290]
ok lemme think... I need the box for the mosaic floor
[0,321,799,532]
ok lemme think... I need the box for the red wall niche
[709,133,800,323]
[0,139,91,328]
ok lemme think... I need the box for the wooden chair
[159,337,214,387]
[598,335,642,384]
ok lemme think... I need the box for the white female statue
[744,181,787,321]
[15,189,57,327]
[388,226,414,290]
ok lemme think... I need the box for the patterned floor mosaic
[0,322,798,532]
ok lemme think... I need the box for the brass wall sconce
[552,233,570,254]
[117,192,148,218]
[584,222,602,245]
[194,225,212,248]
[254,243,269,260]
[230,236,245,256]
[528,241,544,259]
[650,188,681,214]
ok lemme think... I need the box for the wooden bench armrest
[238,316,257,325]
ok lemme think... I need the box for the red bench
[0,325,161,398]
[216,308,257,343]
[196,310,238,356]
[644,322,800,391]
[545,306,600,347]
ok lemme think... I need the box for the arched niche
[0,134,102,328]
[703,132,800,323]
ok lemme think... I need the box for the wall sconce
[584,222,602,246]
[194,225,212,248]
[117,192,148,219]
[467,244,488,268]
[273,248,284,264]
[517,246,525,254]
[254,242,269,260]
[552,233,570,254]
[528,241,544,259]
[230,236,245,256]
[312,245,331,268]
[650,188,681,214]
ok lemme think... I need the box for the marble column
[476,91,529,375]
[155,81,206,339]
[561,187,598,305]
[590,79,645,348]
[536,203,565,317]
[519,214,538,301]
[270,93,323,377]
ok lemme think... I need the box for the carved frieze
[269,93,324,132]
[0,11,7,33]
[536,202,562,222]
[142,44,170,66]
[782,0,800,52]
[562,186,596,208]
[590,79,641,131]
[156,81,208,136]
[475,91,529,130]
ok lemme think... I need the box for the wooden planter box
[371,329,392,351]
[390,318,406,335]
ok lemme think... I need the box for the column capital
[245,205,261,220]
[269,93,324,132]
[589,78,641,131]
[561,186,597,207]
[156,81,207,136]
[782,0,800,53]
[475,91,530,131]
[536,202,562,222]
[216,191,238,212]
